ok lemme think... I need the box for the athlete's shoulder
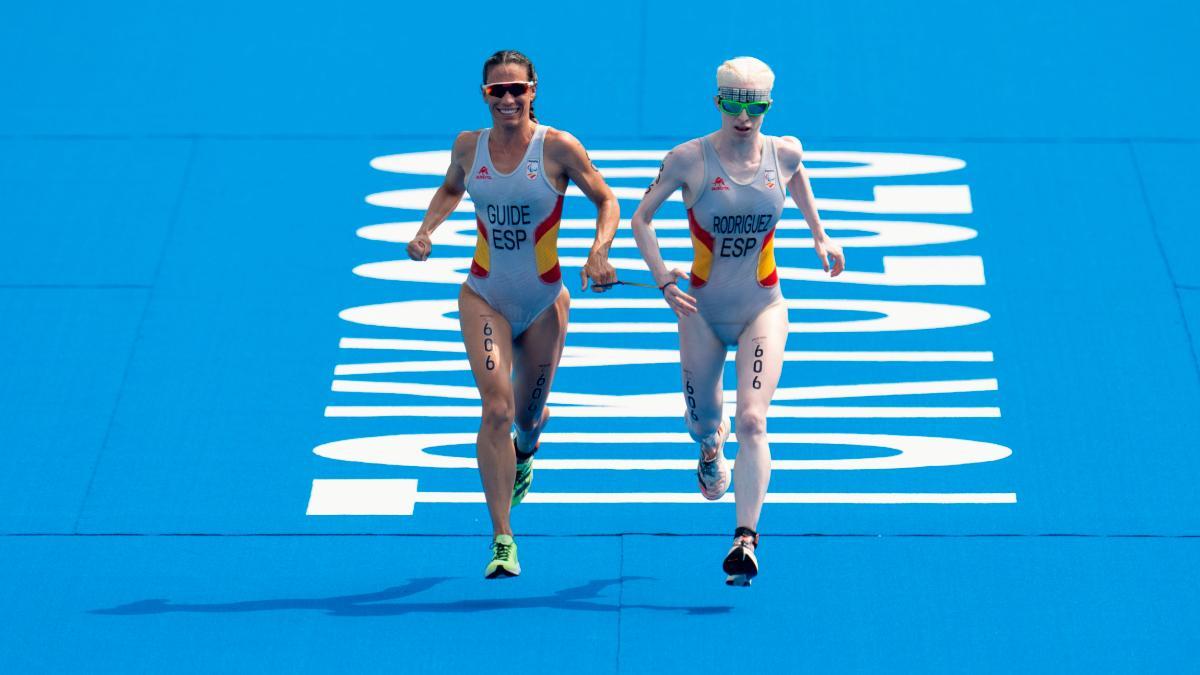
[543,126,594,173]
[776,135,803,154]
[775,135,804,171]
[453,129,482,146]
[451,130,481,158]
[664,138,704,169]
[671,138,704,158]
[543,126,585,154]
[445,131,482,180]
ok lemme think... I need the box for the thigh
[513,287,570,420]
[678,311,729,426]
[459,283,515,403]
[734,302,789,414]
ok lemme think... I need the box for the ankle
[733,526,759,548]
[514,411,549,456]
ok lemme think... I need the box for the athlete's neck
[490,121,536,147]
[712,129,762,163]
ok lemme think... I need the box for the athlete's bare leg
[678,311,729,449]
[459,283,516,536]
[512,287,570,450]
[732,301,788,530]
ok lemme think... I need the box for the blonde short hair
[716,57,775,91]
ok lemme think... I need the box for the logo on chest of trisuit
[711,176,730,191]
[764,170,776,189]
[485,203,532,250]
[526,160,540,180]
[476,166,492,180]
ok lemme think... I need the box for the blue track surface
[2,2,1198,672]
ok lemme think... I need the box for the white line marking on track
[307,479,1015,516]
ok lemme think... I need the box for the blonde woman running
[631,57,845,585]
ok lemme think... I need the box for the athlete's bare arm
[631,140,704,316]
[545,130,618,291]
[777,136,845,276]
[407,131,478,261]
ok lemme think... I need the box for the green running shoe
[511,408,548,506]
[511,436,535,506]
[484,534,521,579]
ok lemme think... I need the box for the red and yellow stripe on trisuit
[470,217,490,277]
[687,209,714,288]
[534,195,564,283]
[757,227,779,287]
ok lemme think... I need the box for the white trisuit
[465,124,566,337]
[680,135,789,528]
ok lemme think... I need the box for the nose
[737,109,750,123]
[501,92,518,105]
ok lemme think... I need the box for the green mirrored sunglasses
[717,98,771,116]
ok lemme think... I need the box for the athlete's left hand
[815,237,845,277]
[581,254,618,292]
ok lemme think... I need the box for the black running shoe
[723,526,759,586]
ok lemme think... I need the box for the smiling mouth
[497,105,521,117]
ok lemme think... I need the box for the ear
[530,82,538,100]
[481,86,490,104]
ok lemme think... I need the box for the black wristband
[659,280,677,293]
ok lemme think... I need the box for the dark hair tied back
[482,49,538,123]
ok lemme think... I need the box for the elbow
[630,212,649,234]
[594,192,619,215]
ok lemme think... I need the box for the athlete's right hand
[658,268,697,318]
[406,233,432,261]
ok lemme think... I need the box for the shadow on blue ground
[90,576,732,617]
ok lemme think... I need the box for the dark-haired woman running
[406,50,618,578]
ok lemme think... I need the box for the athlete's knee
[480,397,515,432]
[735,410,767,440]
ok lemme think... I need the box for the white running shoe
[696,420,731,500]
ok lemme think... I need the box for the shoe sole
[723,547,758,584]
[723,557,758,576]
[696,421,731,500]
[485,565,521,579]
[696,475,727,501]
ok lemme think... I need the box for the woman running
[631,57,845,585]
[406,49,618,578]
